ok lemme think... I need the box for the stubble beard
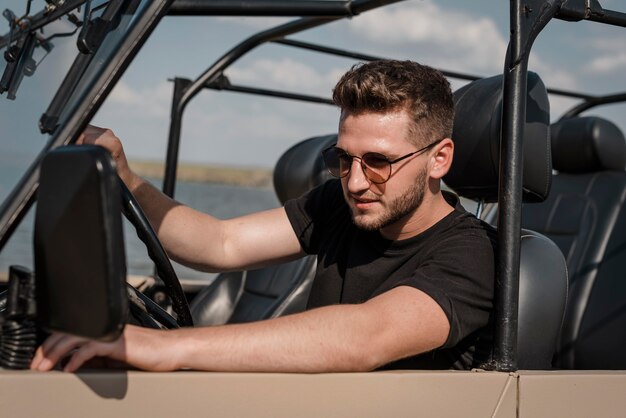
[350,167,428,232]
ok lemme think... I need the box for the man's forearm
[127,177,228,271]
[164,286,449,372]
[127,175,304,273]
[166,304,387,372]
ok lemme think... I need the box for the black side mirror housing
[34,145,127,341]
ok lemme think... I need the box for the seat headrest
[551,116,626,173]
[444,72,551,203]
[273,134,336,204]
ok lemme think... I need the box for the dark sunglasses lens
[362,153,391,184]
[323,148,350,178]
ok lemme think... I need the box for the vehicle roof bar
[273,38,483,82]
[556,1,626,28]
[493,0,563,372]
[492,0,625,373]
[203,74,335,105]
[162,0,405,197]
[202,73,595,108]
[169,0,356,16]
[551,1,626,120]
[547,88,593,100]
[560,91,626,119]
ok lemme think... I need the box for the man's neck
[379,192,455,241]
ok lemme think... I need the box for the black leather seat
[521,116,626,369]
[190,135,335,326]
[446,73,568,369]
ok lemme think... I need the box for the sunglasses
[321,139,443,184]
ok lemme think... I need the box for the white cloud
[177,93,338,166]
[227,58,345,94]
[528,57,578,91]
[587,35,626,51]
[584,52,626,74]
[92,81,175,162]
[106,80,173,118]
[345,0,508,73]
[577,35,626,74]
[342,0,579,94]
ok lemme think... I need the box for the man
[31,60,495,373]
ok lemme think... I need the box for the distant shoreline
[130,160,273,189]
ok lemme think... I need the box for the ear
[428,138,454,180]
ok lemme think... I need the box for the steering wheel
[0,185,188,368]
[0,180,193,329]
[119,181,193,328]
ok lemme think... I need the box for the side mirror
[34,145,127,341]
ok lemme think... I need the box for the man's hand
[30,325,179,372]
[77,125,141,192]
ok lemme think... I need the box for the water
[0,179,280,281]
[0,177,480,282]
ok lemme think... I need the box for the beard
[350,167,428,232]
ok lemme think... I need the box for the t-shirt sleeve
[283,179,344,254]
[373,226,495,349]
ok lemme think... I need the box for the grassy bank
[130,160,273,188]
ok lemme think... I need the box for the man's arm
[31,286,450,372]
[79,126,304,272]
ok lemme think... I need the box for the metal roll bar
[169,0,356,16]
[560,92,626,119]
[492,0,626,371]
[162,0,405,197]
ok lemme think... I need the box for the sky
[2,0,626,174]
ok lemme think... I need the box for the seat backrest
[190,135,335,326]
[447,72,568,369]
[521,116,626,369]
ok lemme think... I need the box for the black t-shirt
[284,179,497,370]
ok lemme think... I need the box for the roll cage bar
[1,0,626,372]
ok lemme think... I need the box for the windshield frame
[0,0,173,251]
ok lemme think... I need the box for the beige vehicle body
[3,369,626,417]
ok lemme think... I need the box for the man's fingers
[84,124,104,136]
[31,331,126,372]
[31,334,87,371]
[64,343,99,372]
[31,332,68,370]
[79,125,113,146]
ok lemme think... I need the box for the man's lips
[350,195,379,209]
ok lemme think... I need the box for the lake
[0,179,280,282]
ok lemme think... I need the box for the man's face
[336,110,431,233]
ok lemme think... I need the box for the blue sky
[2,0,626,172]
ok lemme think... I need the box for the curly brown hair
[332,60,454,147]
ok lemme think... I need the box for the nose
[346,158,370,194]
